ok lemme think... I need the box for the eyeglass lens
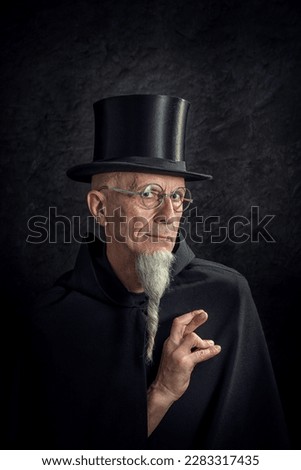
[139,184,191,211]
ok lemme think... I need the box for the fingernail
[208,340,215,345]
[197,310,207,317]
[215,345,221,351]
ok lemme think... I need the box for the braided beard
[135,250,175,363]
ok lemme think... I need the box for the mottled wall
[1,0,300,448]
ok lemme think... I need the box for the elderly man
[18,94,289,449]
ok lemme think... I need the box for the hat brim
[66,162,213,183]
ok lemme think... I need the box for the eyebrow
[128,174,139,191]
[125,173,158,192]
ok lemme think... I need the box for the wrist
[147,382,177,437]
[147,381,178,408]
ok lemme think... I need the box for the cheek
[127,213,153,242]
[102,203,129,242]
[104,203,152,244]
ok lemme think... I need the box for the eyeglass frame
[96,183,193,212]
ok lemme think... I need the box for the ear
[87,190,107,226]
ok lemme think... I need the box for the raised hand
[147,309,221,435]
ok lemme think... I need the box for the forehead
[118,172,185,188]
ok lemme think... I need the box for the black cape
[15,235,289,449]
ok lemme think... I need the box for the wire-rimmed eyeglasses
[97,183,193,212]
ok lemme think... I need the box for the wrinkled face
[87,172,186,255]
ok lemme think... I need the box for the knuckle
[195,349,211,361]
[194,346,220,362]
[196,349,208,357]
[173,317,181,326]
[191,332,199,341]
[187,332,202,346]
[186,332,199,342]
[163,338,175,353]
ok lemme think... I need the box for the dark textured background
[1,0,300,448]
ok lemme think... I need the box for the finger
[183,310,208,337]
[178,332,214,353]
[190,344,221,365]
[169,310,207,344]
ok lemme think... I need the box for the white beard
[135,250,175,362]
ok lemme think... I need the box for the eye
[140,185,157,199]
[171,190,184,201]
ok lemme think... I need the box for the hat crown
[66,93,212,182]
[93,94,190,163]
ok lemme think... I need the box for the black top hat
[66,94,212,182]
